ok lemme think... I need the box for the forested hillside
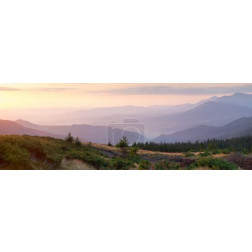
[135,136,252,153]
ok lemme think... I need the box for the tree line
[133,136,252,153]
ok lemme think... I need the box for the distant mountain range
[154,117,252,143]
[145,100,252,135]
[0,120,61,138]
[152,92,252,142]
[215,92,252,108]
[0,119,146,145]
[16,120,145,145]
[1,92,252,144]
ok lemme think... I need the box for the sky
[0,83,252,109]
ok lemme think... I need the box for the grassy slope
[0,135,243,170]
[0,135,107,170]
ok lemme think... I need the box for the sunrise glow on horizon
[0,83,251,109]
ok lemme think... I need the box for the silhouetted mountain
[215,92,252,108]
[147,101,252,135]
[0,119,62,138]
[64,104,199,126]
[0,97,220,127]
[16,120,145,145]
[5,93,252,142]
[154,117,252,143]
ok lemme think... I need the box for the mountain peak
[233,92,247,96]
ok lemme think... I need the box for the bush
[199,151,211,157]
[222,149,231,154]
[212,149,221,155]
[138,160,151,170]
[184,152,195,157]
[189,158,238,170]
[66,150,110,169]
[129,146,139,155]
[155,160,180,170]
[111,157,132,170]
[75,137,82,147]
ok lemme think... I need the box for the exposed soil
[225,153,252,170]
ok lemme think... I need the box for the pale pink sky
[0,83,251,108]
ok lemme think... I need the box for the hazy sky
[1,83,252,108]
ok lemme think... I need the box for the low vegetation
[0,134,109,170]
[189,158,238,170]
[0,134,144,170]
[0,134,250,170]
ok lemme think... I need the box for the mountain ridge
[145,100,252,135]
[16,119,145,144]
[0,119,63,138]
[153,116,252,143]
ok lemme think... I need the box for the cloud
[0,87,22,91]
[31,88,78,92]
[2,84,252,96]
[95,84,252,95]
[0,87,78,92]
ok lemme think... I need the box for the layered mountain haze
[0,119,62,138]
[144,101,252,136]
[154,117,252,143]
[16,119,145,145]
[36,103,199,126]
[1,92,252,144]
[215,92,252,108]
[1,83,252,170]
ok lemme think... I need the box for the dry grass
[88,142,229,158]
[91,143,185,156]
[61,158,95,170]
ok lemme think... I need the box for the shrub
[155,160,180,170]
[184,152,195,157]
[111,157,132,170]
[75,137,82,147]
[66,150,110,169]
[138,160,151,170]
[199,151,211,157]
[222,149,231,154]
[189,158,238,170]
[129,146,139,155]
[212,149,221,155]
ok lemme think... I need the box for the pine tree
[65,132,74,144]
[116,136,129,148]
[116,136,129,156]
